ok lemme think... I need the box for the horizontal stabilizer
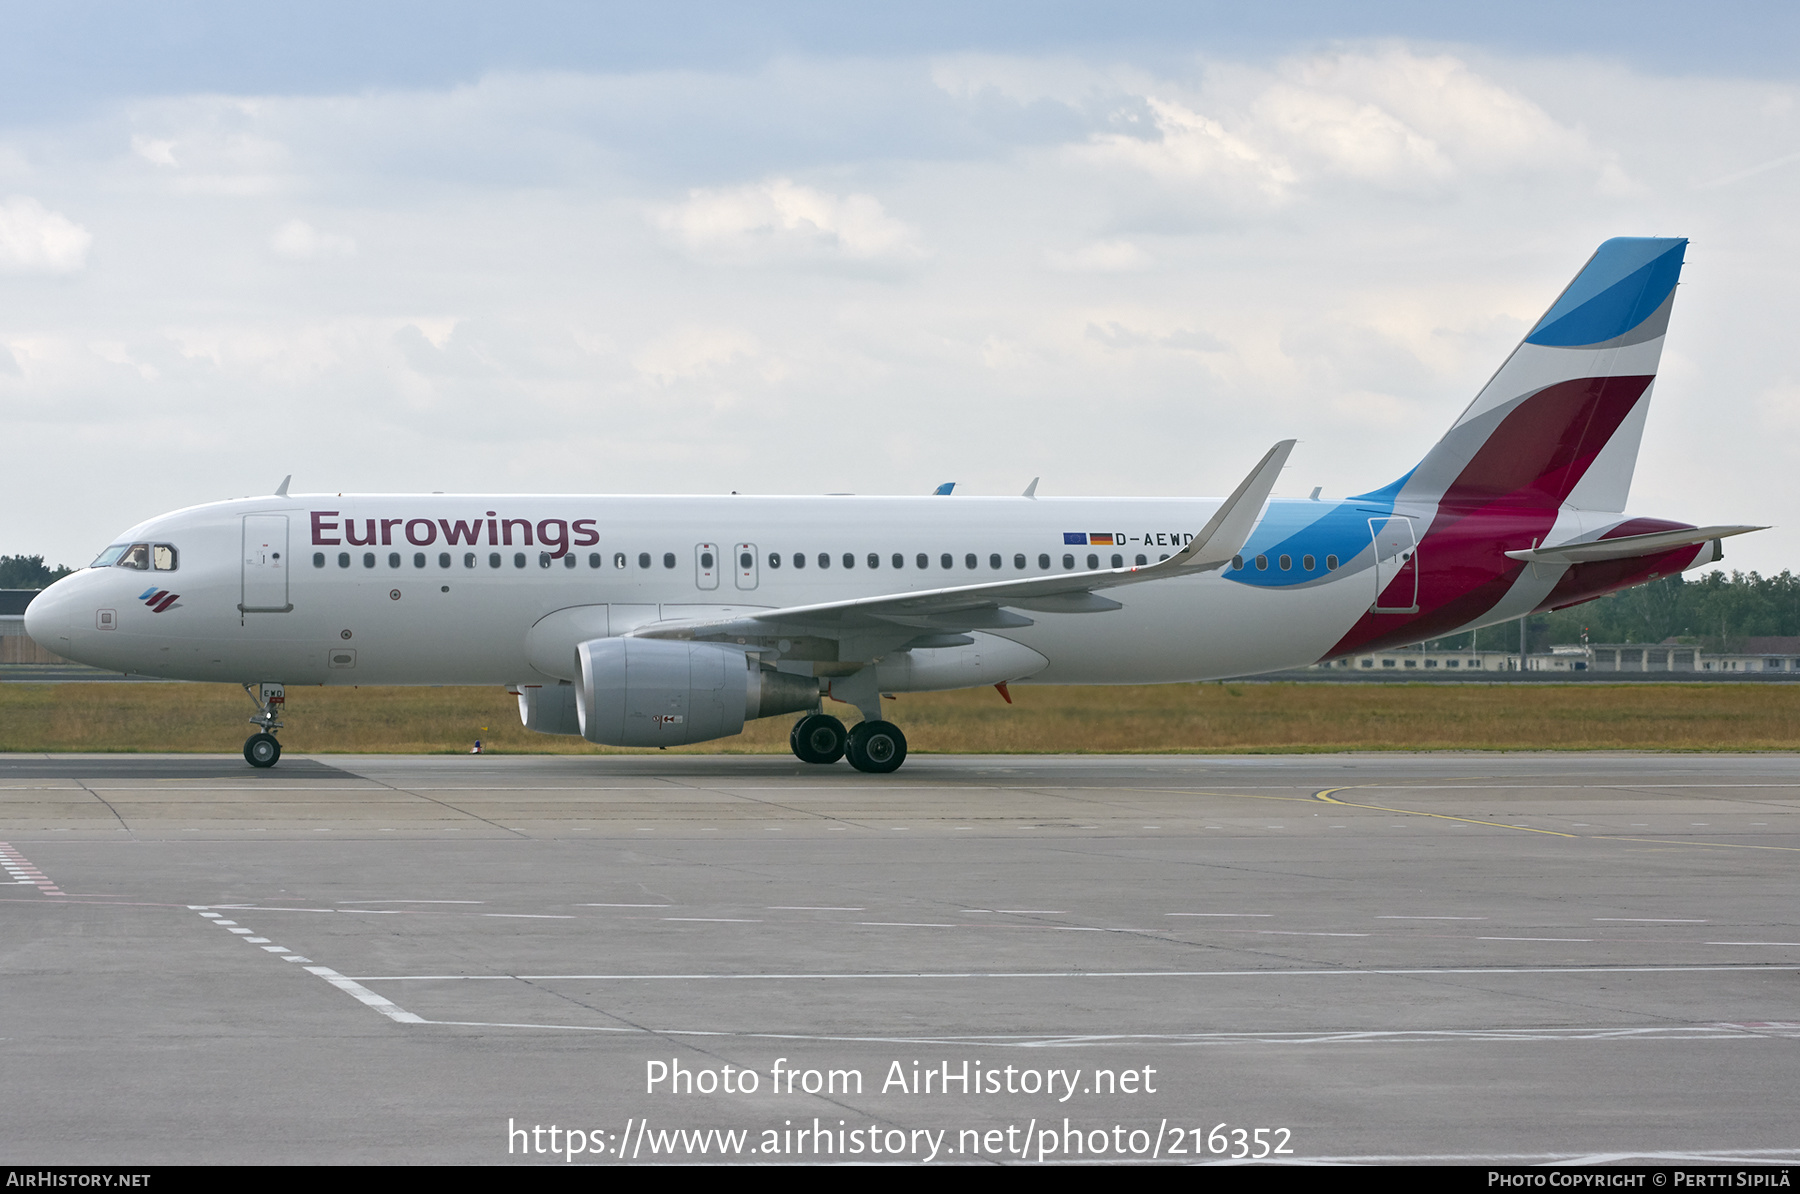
[1505,525,1766,565]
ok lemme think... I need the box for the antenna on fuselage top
[1022,477,1039,499]
[931,482,955,495]
[274,475,292,498]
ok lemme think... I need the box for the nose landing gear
[244,732,281,768]
[242,683,285,769]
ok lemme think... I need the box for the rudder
[1385,237,1686,514]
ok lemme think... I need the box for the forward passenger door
[240,515,293,614]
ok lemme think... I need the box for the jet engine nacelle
[575,637,819,747]
[515,683,583,735]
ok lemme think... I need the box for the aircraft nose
[22,578,74,652]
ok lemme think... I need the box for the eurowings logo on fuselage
[138,587,180,613]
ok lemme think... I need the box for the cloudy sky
[3,1,1797,575]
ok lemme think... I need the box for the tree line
[0,556,73,589]
[1426,570,1800,654]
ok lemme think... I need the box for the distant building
[1317,648,1522,673]
[1307,637,1793,676]
[0,589,66,664]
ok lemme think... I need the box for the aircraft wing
[635,441,1293,653]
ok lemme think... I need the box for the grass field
[0,681,1796,754]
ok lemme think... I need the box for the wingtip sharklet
[1168,439,1296,572]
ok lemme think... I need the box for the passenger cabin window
[1302,555,1315,570]
[515,553,527,568]
[440,552,452,568]
[868,553,880,569]
[1087,553,1099,569]
[490,553,502,568]
[1278,555,1291,570]
[1111,553,1123,568]
[338,552,351,568]
[639,552,652,569]
[117,543,150,570]
[1255,555,1268,570]
[768,552,781,569]
[588,553,601,568]
[1015,554,1026,569]
[615,553,627,569]
[964,553,977,569]
[466,553,477,568]
[841,552,854,569]
[1038,553,1050,569]
[892,553,904,569]
[414,552,427,568]
[313,552,325,568]
[1062,553,1074,569]
[793,553,805,569]
[663,552,676,569]
[1135,554,1147,566]
[940,553,952,569]
[989,553,1001,569]
[817,553,830,569]
[916,553,928,569]
[564,553,576,569]
[1326,554,1339,570]
[152,545,178,571]
[388,552,402,568]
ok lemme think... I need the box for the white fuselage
[26,492,1397,690]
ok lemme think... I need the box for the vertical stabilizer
[1386,237,1686,513]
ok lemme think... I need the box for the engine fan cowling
[574,638,819,747]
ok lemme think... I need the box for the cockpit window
[117,543,150,570]
[91,544,128,568]
[152,544,178,571]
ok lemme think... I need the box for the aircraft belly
[1015,576,1371,684]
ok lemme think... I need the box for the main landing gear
[242,682,285,769]
[789,712,908,774]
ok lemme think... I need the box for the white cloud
[1083,98,1296,200]
[1045,240,1153,272]
[130,136,178,166]
[270,219,356,260]
[1075,48,1601,200]
[0,197,92,274]
[633,326,765,385]
[1283,50,1590,173]
[651,178,922,264]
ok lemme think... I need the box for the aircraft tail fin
[1377,237,1687,513]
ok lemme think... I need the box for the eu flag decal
[1063,532,1086,545]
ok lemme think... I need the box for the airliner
[24,237,1762,772]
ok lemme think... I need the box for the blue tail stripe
[1526,238,1685,347]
